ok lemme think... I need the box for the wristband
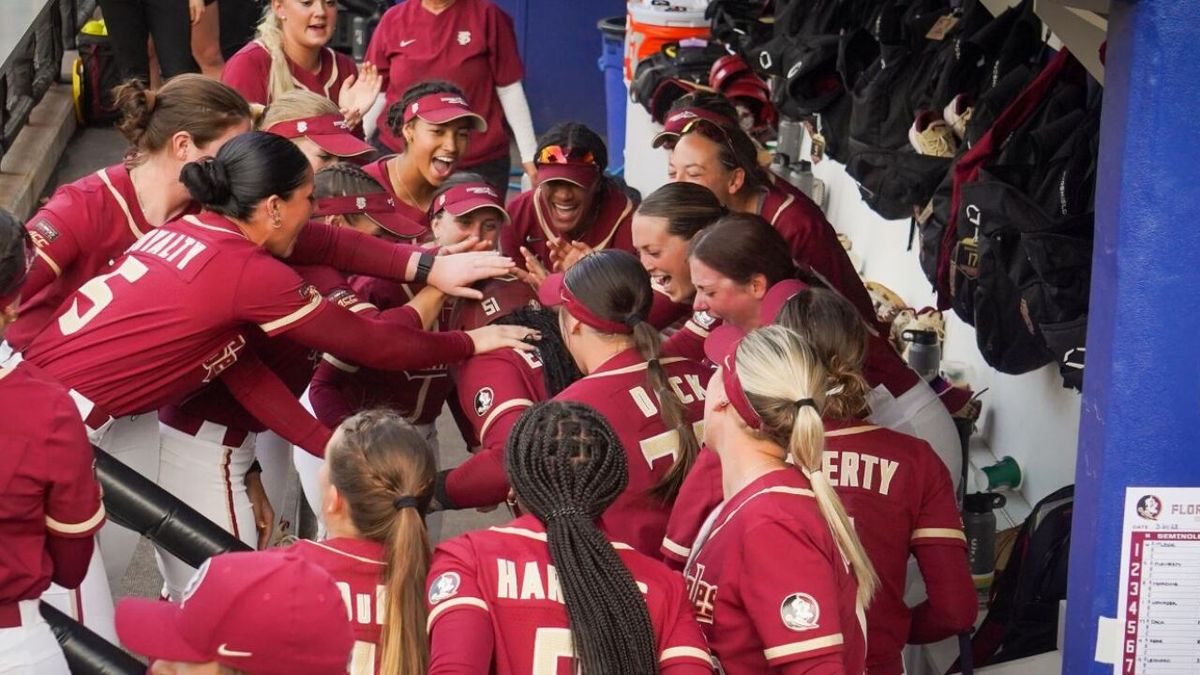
[414,252,436,285]
[433,468,458,512]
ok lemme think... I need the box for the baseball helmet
[447,275,540,332]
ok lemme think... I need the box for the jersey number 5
[57,257,149,335]
[533,627,576,675]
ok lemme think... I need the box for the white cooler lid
[627,0,710,28]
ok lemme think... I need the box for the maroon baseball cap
[115,550,354,675]
[651,107,737,149]
[703,323,763,430]
[403,93,487,131]
[759,279,811,325]
[448,275,539,331]
[313,192,427,239]
[431,181,510,224]
[538,272,631,334]
[266,113,375,159]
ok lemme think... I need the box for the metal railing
[0,0,96,163]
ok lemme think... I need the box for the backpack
[71,21,121,126]
[962,485,1074,668]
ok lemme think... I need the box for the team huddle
[0,0,980,674]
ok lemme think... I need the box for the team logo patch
[300,283,321,301]
[296,121,308,133]
[1137,494,1162,521]
[474,387,495,417]
[456,31,472,45]
[780,593,820,631]
[429,572,461,604]
[29,219,59,246]
[355,197,367,209]
[327,288,359,309]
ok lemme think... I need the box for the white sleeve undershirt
[496,81,537,164]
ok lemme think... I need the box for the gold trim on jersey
[705,485,815,545]
[322,353,360,373]
[661,537,691,559]
[489,526,634,551]
[581,356,688,380]
[764,191,796,228]
[660,646,710,664]
[182,214,249,239]
[35,248,62,277]
[479,398,535,441]
[320,47,339,95]
[427,596,489,628]
[259,292,322,334]
[45,504,106,535]
[306,540,386,565]
[96,168,146,239]
[762,633,844,661]
[912,527,967,542]
[824,424,879,437]
[683,318,711,339]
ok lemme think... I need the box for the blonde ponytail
[737,325,878,607]
[255,6,297,103]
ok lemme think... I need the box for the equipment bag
[631,41,727,122]
[965,485,1075,667]
[72,22,121,126]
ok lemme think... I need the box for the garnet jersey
[500,184,635,272]
[160,264,362,436]
[820,420,968,674]
[360,157,435,238]
[661,445,722,569]
[426,515,711,674]
[310,275,452,428]
[367,0,524,164]
[223,41,358,106]
[553,349,708,557]
[288,538,386,675]
[685,468,866,674]
[0,360,105,603]
[759,181,879,327]
[23,211,472,418]
[10,164,162,350]
[445,346,549,508]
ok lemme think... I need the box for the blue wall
[492,0,626,138]
[1064,1,1200,671]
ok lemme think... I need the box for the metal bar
[0,0,77,164]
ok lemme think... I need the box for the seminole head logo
[1137,495,1162,521]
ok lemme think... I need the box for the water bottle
[777,118,805,163]
[902,329,941,381]
[963,492,1006,603]
[352,15,369,61]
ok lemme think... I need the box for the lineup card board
[1115,488,1200,674]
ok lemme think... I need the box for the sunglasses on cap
[535,145,597,166]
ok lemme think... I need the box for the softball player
[426,401,712,674]
[262,89,377,171]
[688,325,874,674]
[0,211,104,673]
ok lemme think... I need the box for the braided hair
[505,401,659,675]
[494,306,581,397]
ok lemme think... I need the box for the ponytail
[737,326,878,606]
[506,401,659,675]
[113,74,250,162]
[564,250,700,502]
[776,288,873,420]
[255,6,298,103]
[631,319,699,502]
[325,410,437,675]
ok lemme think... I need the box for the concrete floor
[51,126,509,603]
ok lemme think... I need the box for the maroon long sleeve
[428,607,495,675]
[289,221,421,281]
[308,359,359,429]
[908,544,978,644]
[286,303,474,372]
[46,535,95,589]
[221,353,333,458]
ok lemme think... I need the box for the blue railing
[0,0,96,162]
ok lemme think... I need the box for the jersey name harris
[495,557,648,603]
